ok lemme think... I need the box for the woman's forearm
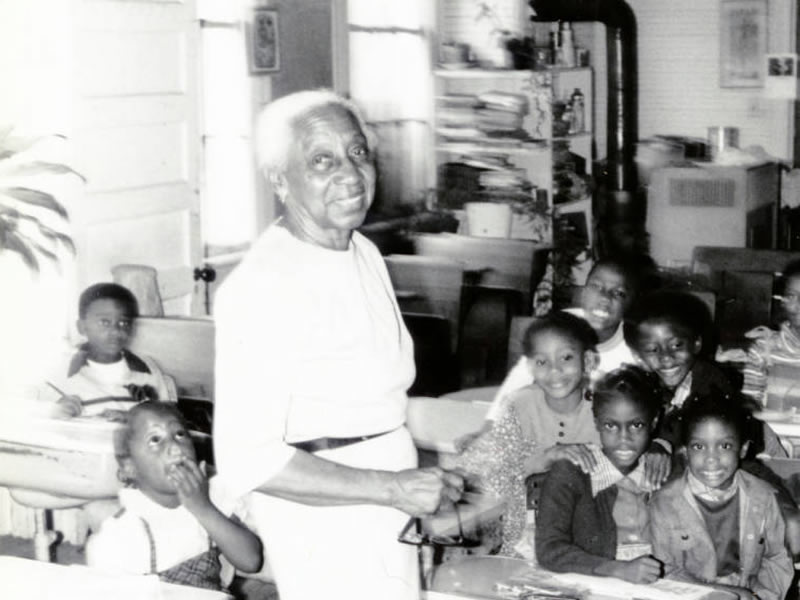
[256,450,395,506]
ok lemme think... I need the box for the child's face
[527,329,592,403]
[594,393,653,474]
[122,410,197,504]
[77,298,133,363]
[686,417,744,490]
[633,319,701,390]
[781,275,800,333]
[580,265,632,341]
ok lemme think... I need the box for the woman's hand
[644,448,672,489]
[608,556,663,584]
[546,443,596,473]
[389,467,464,517]
[54,395,82,418]
[169,459,213,515]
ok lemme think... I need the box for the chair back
[128,316,215,401]
[384,254,465,351]
[412,233,550,312]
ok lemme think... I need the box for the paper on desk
[543,572,711,600]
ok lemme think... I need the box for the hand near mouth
[168,459,212,514]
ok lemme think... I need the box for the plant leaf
[0,228,40,271]
[11,212,76,254]
[0,187,69,218]
[15,229,60,263]
[0,161,85,182]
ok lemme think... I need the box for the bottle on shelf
[548,23,559,66]
[569,88,585,134]
[558,21,576,68]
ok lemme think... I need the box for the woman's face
[277,105,376,249]
[580,265,633,342]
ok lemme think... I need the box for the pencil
[45,381,68,397]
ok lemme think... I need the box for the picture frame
[720,0,768,88]
[248,8,280,74]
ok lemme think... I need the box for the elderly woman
[213,89,464,599]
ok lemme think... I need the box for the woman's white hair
[255,89,375,175]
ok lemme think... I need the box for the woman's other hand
[546,443,597,473]
[54,395,82,418]
[390,467,464,517]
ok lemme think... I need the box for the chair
[111,264,165,317]
[384,254,466,352]
[691,247,800,345]
[412,232,551,313]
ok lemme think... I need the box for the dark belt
[289,428,396,453]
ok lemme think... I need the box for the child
[42,283,177,420]
[649,392,793,600]
[486,255,654,424]
[623,289,788,460]
[742,259,800,405]
[451,312,602,557]
[535,366,664,583]
[86,401,263,591]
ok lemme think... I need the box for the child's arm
[748,494,794,600]
[535,461,660,583]
[524,443,596,476]
[741,333,772,404]
[169,460,263,573]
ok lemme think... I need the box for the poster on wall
[720,0,768,88]
[248,8,280,74]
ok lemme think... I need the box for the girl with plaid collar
[535,366,664,584]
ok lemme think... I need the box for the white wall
[629,0,796,159]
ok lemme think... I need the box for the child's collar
[588,444,650,497]
[68,345,151,377]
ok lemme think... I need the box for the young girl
[535,366,664,583]
[649,392,793,600]
[452,312,601,557]
[87,401,262,592]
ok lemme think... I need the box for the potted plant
[0,126,82,399]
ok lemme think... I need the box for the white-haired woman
[213,89,464,600]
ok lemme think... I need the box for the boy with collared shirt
[40,282,176,420]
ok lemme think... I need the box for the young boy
[87,401,262,591]
[41,282,176,419]
[623,290,785,458]
[743,259,800,406]
[649,392,793,600]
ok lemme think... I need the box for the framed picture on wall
[720,0,768,88]
[249,8,280,74]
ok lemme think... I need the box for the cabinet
[432,67,594,247]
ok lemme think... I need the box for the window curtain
[347,0,435,212]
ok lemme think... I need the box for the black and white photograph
[3,1,800,600]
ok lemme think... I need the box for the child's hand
[54,395,82,418]
[547,443,596,473]
[612,556,662,584]
[169,459,212,514]
[644,449,672,489]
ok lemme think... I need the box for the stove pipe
[529,0,638,196]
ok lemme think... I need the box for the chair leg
[33,508,57,562]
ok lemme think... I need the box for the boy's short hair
[588,254,659,302]
[590,365,664,421]
[779,258,800,292]
[114,401,189,484]
[79,283,139,319]
[622,289,712,351]
[679,387,753,446]
[522,311,599,357]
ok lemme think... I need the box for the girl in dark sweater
[535,366,664,584]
